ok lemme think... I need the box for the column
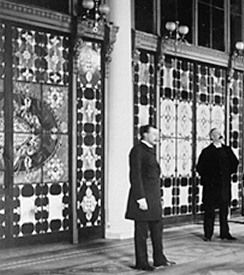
[105,0,134,239]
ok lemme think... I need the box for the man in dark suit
[196,128,239,242]
[125,125,175,271]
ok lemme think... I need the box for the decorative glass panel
[160,56,194,216]
[229,71,243,209]
[195,64,226,213]
[76,40,103,228]
[0,22,5,240]
[12,26,70,238]
[133,50,156,142]
[12,27,69,85]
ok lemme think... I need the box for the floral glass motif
[76,40,103,228]
[160,56,194,216]
[11,26,70,238]
[12,27,69,85]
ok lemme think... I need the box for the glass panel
[160,57,194,217]
[0,23,5,187]
[198,0,210,4]
[178,0,192,43]
[231,16,241,51]
[198,2,210,48]
[231,0,242,14]
[76,40,104,228]
[212,8,224,51]
[0,81,4,183]
[213,0,224,8]
[229,72,243,209]
[199,0,223,8]
[0,23,5,241]
[231,0,242,52]
[161,0,192,43]
[135,0,154,33]
[161,0,177,34]
[133,50,156,142]
[198,0,225,50]
[12,26,70,238]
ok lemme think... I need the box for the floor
[1,218,244,275]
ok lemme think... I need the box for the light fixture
[165,21,189,42]
[81,0,110,32]
[234,41,244,54]
[227,41,244,83]
[74,0,118,79]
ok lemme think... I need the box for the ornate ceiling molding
[0,0,70,32]
[134,31,158,52]
[161,39,229,67]
[77,19,104,40]
[133,30,244,71]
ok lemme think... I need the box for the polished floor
[1,217,244,274]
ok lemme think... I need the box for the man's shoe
[133,264,155,271]
[221,234,237,240]
[203,236,211,242]
[154,260,176,267]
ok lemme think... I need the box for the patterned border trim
[134,31,158,52]
[77,20,104,40]
[0,0,70,32]
[161,39,229,67]
[134,30,244,71]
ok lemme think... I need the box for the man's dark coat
[125,142,162,221]
[196,143,238,208]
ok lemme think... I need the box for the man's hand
[137,198,148,211]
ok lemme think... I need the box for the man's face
[210,129,222,142]
[144,127,159,146]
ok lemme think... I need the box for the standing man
[196,128,239,241]
[125,125,175,271]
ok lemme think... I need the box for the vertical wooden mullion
[101,39,106,238]
[192,61,198,220]
[4,23,13,244]
[70,12,78,244]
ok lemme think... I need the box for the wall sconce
[233,41,244,56]
[165,21,189,43]
[81,0,110,32]
[227,41,244,83]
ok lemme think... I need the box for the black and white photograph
[0,0,244,274]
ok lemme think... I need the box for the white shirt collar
[141,140,153,148]
[213,143,222,148]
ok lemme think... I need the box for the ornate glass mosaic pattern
[0,80,4,239]
[12,182,69,236]
[12,27,69,85]
[133,50,156,141]
[195,64,226,213]
[159,56,194,216]
[229,71,243,209]
[10,26,70,238]
[76,40,103,228]
[0,23,5,79]
[0,22,5,240]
